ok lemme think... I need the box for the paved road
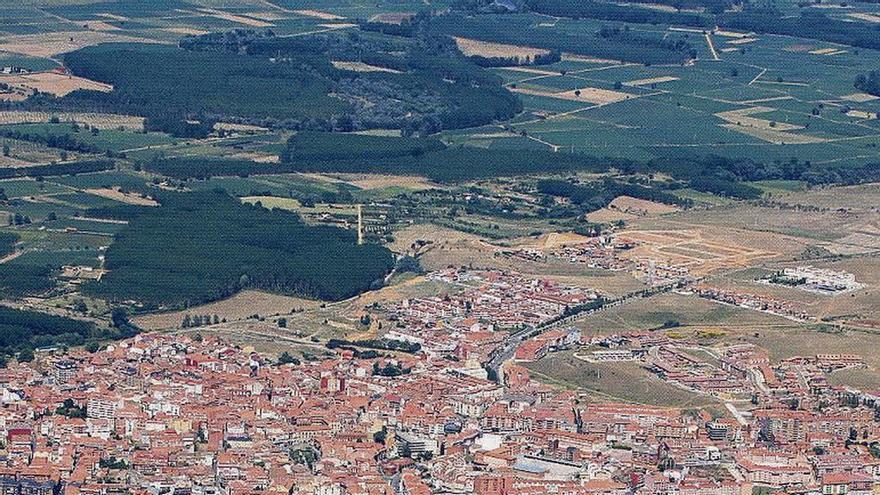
[486,280,684,385]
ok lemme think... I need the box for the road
[485,280,684,386]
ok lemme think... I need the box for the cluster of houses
[2,330,880,495]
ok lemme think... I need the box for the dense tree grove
[83,190,395,309]
[0,159,114,179]
[525,0,712,28]
[0,306,95,353]
[855,70,880,97]
[57,27,521,136]
[0,264,54,298]
[0,128,102,155]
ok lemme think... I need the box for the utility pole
[357,204,364,245]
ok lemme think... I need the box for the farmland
[0,0,878,379]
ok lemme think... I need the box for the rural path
[0,249,24,264]
[705,33,720,61]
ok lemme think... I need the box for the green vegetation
[57,30,519,136]
[720,11,880,51]
[0,160,115,180]
[525,0,711,28]
[537,179,691,211]
[327,338,422,354]
[84,190,394,309]
[144,132,614,182]
[0,305,94,353]
[55,398,87,418]
[0,264,54,298]
[855,70,880,98]
[427,14,696,65]
[0,232,17,257]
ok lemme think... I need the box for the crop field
[441,18,880,168]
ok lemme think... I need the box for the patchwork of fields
[443,16,880,167]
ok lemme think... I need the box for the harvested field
[608,195,680,215]
[848,12,880,22]
[719,124,827,144]
[453,37,550,63]
[213,122,269,132]
[714,30,751,38]
[163,27,210,36]
[511,86,632,104]
[82,21,120,31]
[715,107,801,131]
[293,9,344,20]
[587,207,639,223]
[368,12,414,24]
[0,111,143,129]
[0,72,112,97]
[560,53,621,64]
[133,290,320,330]
[194,8,274,28]
[519,231,593,250]
[499,66,560,76]
[782,183,880,211]
[329,174,434,191]
[330,60,401,73]
[84,188,158,206]
[845,110,877,119]
[841,93,880,103]
[623,76,680,87]
[0,31,159,58]
[388,223,488,255]
[727,38,758,45]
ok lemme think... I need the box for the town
[3,309,880,495]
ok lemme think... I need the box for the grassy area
[525,349,717,408]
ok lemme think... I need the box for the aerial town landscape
[1,0,880,494]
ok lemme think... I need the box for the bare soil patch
[133,290,320,330]
[453,37,550,63]
[0,72,112,98]
[84,188,158,206]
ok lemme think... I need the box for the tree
[85,341,100,353]
[277,317,287,328]
[72,299,87,313]
[278,351,300,365]
[2,144,9,157]
[18,347,34,363]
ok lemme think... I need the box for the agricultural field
[443,18,880,168]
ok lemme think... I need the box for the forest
[83,190,394,309]
[0,305,95,355]
[0,264,55,298]
[57,29,520,136]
